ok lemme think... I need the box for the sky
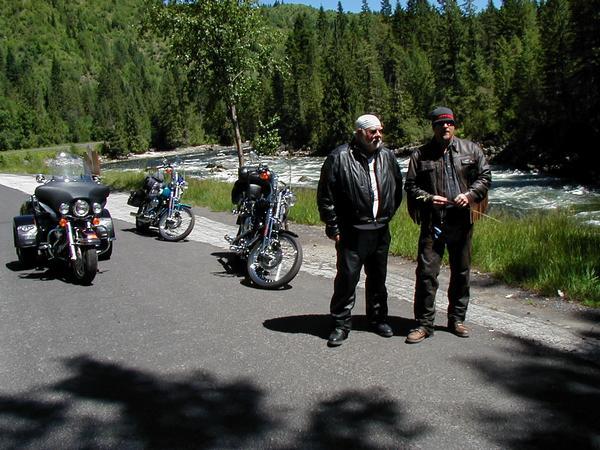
[264,0,499,13]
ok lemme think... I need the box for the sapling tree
[144,0,278,166]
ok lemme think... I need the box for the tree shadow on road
[0,355,425,449]
[577,309,600,342]
[464,336,600,449]
[293,388,428,450]
[0,355,274,449]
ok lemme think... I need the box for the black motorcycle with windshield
[12,152,115,284]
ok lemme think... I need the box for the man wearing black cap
[317,114,403,347]
[404,107,491,343]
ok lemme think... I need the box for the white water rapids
[104,145,600,226]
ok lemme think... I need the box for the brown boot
[448,321,470,338]
[405,326,432,344]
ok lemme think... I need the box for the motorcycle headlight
[59,202,70,215]
[73,199,90,217]
[92,202,103,214]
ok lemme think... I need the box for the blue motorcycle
[128,162,195,242]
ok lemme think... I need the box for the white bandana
[355,114,381,130]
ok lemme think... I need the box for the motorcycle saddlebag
[127,189,146,207]
[13,215,37,248]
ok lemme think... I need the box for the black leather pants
[413,210,473,333]
[330,225,390,330]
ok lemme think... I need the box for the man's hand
[453,193,470,208]
[432,195,449,206]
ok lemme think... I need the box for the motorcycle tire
[247,233,303,289]
[71,246,98,285]
[158,206,195,242]
[16,247,37,268]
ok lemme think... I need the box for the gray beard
[357,134,382,153]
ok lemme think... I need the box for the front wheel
[158,206,195,242]
[247,233,303,289]
[71,246,98,285]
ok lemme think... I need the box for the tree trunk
[229,103,244,167]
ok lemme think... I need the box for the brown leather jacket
[404,137,491,224]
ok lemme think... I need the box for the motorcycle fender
[177,203,192,209]
[96,209,116,240]
[78,230,101,246]
[13,215,38,248]
[281,230,299,238]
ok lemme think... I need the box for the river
[104,145,600,226]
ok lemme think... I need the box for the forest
[0,0,598,181]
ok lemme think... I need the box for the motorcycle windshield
[46,152,90,182]
[35,152,110,211]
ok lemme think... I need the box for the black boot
[327,328,349,347]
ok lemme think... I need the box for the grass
[473,210,600,306]
[0,144,101,174]
[3,147,599,307]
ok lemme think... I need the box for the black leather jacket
[405,137,491,224]
[317,140,403,238]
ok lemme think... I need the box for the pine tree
[434,0,467,102]
[319,6,356,152]
[564,0,600,174]
[281,13,322,149]
[536,0,572,156]
[155,68,186,149]
[381,0,392,17]
[5,48,20,85]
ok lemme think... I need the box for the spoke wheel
[247,233,303,289]
[158,207,195,242]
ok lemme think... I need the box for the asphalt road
[1,182,599,449]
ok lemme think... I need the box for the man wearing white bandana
[317,114,403,347]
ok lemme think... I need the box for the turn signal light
[59,218,68,227]
[92,217,101,226]
[259,171,270,181]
